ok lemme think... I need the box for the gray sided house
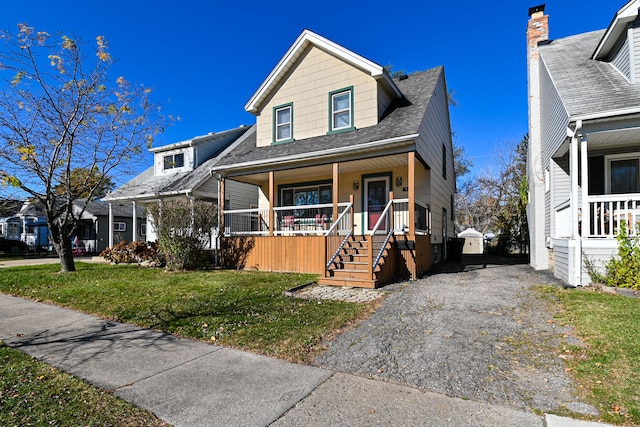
[105,125,259,247]
[75,199,146,254]
[527,1,640,285]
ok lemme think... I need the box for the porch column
[219,177,225,235]
[580,134,589,238]
[408,152,416,235]
[108,202,113,248]
[269,171,274,237]
[569,129,581,285]
[132,201,137,242]
[333,163,339,225]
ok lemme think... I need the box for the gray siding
[414,72,456,245]
[540,60,570,168]
[226,180,259,210]
[611,36,631,80]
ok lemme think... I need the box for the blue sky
[1,1,622,183]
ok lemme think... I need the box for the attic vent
[398,74,408,81]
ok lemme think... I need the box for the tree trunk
[51,234,76,272]
[58,241,76,272]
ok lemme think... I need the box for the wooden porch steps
[319,235,389,289]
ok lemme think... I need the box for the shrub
[100,240,165,266]
[585,221,640,290]
[147,199,217,271]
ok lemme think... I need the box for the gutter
[215,133,419,174]
[572,106,640,123]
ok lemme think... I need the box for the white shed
[458,228,484,255]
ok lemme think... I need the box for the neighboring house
[1,199,144,253]
[216,30,456,288]
[73,199,146,254]
[0,201,48,250]
[527,2,640,285]
[105,125,259,247]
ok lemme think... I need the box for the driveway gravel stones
[314,260,599,416]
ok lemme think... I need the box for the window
[114,222,126,232]
[606,153,640,194]
[273,103,293,143]
[163,153,184,170]
[140,223,146,236]
[281,184,332,206]
[442,144,447,179]
[328,87,353,133]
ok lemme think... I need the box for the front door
[364,176,390,233]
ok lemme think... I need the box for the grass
[0,341,168,426]
[540,285,640,425]
[0,262,377,426]
[0,262,377,363]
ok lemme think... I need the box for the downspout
[567,120,583,286]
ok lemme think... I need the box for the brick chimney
[527,5,549,51]
[526,4,550,271]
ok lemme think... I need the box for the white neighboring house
[105,125,259,248]
[527,2,640,285]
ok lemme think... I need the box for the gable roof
[539,30,640,119]
[216,67,444,175]
[593,0,639,60]
[106,125,254,201]
[245,29,402,114]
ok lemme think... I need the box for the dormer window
[273,103,293,143]
[163,153,184,170]
[329,87,354,133]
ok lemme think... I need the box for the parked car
[0,237,28,253]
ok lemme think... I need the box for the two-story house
[527,2,640,285]
[216,30,456,288]
[105,125,259,247]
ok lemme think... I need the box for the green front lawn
[541,286,640,425]
[0,263,376,363]
[0,341,168,426]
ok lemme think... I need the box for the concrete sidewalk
[0,293,614,427]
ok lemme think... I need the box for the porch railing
[224,207,270,236]
[223,198,430,237]
[584,194,640,238]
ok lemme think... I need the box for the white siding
[612,36,631,80]
[634,26,640,83]
[154,147,194,176]
[539,60,570,167]
[551,238,570,283]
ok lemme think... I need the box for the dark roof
[76,199,145,218]
[539,30,640,118]
[214,66,444,170]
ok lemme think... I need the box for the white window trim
[330,88,353,132]
[604,151,640,194]
[114,222,127,232]
[163,152,185,170]
[274,104,292,143]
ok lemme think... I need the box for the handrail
[325,202,353,236]
[326,229,354,270]
[372,229,393,272]
[370,199,394,235]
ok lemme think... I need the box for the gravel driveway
[315,258,599,416]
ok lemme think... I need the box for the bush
[585,221,640,290]
[147,199,217,271]
[100,240,165,266]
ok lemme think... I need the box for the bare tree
[455,135,529,253]
[0,24,164,271]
